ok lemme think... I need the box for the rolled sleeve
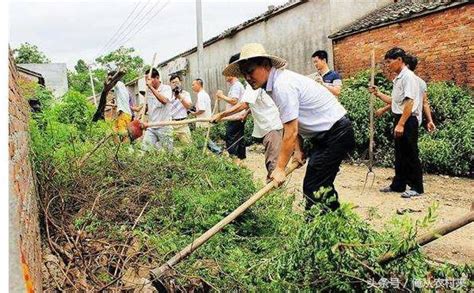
[162,86,172,102]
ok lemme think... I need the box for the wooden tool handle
[151,161,301,278]
[145,116,231,128]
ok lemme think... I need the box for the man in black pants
[369,47,423,198]
[216,54,247,163]
[224,43,355,211]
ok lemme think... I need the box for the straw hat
[222,43,287,77]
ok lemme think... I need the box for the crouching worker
[212,53,283,181]
[224,43,355,212]
[108,71,132,143]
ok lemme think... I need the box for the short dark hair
[229,53,240,64]
[194,78,203,87]
[145,68,160,78]
[311,50,328,62]
[405,54,418,71]
[169,74,181,82]
[384,47,406,62]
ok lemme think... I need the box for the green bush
[210,115,255,146]
[29,85,472,291]
[340,72,473,176]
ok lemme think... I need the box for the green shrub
[340,71,473,176]
[30,83,472,291]
[210,115,255,146]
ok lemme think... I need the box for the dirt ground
[242,146,474,265]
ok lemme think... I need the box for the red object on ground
[127,120,144,141]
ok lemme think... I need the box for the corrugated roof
[329,0,469,40]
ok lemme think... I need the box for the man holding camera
[169,74,193,144]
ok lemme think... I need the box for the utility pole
[88,64,97,105]
[196,0,204,78]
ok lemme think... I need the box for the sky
[9,0,289,70]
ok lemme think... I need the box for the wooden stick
[369,49,375,169]
[145,116,232,128]
[202,97,219,154]
[139,53,158,121]
[378,202,474,264]
[76,133,113,168]
[151,161,301,278]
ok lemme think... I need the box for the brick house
[329,0,473,87]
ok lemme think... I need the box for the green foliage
[74,59,89,73]
[210,115,255,146]
[30,88,472,291]
[95,46,144,83]
[13,42,50,64]
[67,63,107,96]
[340,72,473,176]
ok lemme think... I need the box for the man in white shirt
[369,48,424,198]
[190,78,212,128]
[169,74,193,144]
[223,43,355,212]
[213,85,283,181]
[216,54,247,162]
[190,78,221,154]
[108,71,132,142]
[141,68,173,151]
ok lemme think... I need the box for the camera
[173,86,183,95]
[187,106,196,115]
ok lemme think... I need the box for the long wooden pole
[369,49,375,170]
[378,202,474,264]
[151,161,301,278]
[139,53,157,121]
[88,64,97,106]
[145,116,232,128]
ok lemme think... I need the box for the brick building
[329,0,473,87]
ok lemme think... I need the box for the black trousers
[226,120,246,159]
[390,115,424,193]
[303,116,355,211]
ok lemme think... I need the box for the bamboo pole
[369,49,375,168]
[139,53,158,121]
[378,202,474,264]
[151,161,301,278]
[145,116,232,128]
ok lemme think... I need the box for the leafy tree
[95,46,144,83]
[74,59,89,73]
[13,42,51,64]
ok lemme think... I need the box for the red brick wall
[332,4,474,87]
[9,52,43,292]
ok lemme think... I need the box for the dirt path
[242,147,474,265]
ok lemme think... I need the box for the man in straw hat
[212,53,283,182]
[223,43,355,212]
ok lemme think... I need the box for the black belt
[172,117,186,121]
[309,115,350,144]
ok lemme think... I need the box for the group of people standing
[110,43,435,212]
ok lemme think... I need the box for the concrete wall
[152,0,390,108]
[19,63,68,98]
[9,54,43,292]
[332,3,474,88]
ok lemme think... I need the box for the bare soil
[242,147,474,265]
